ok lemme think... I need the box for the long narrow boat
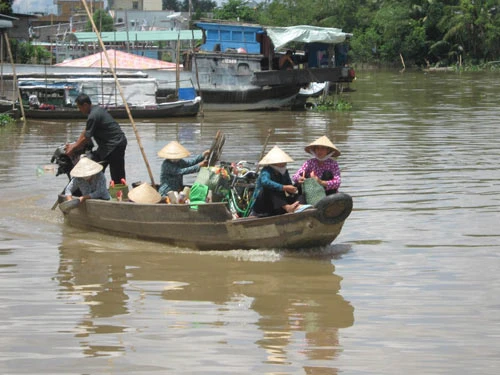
[18,77,200,119]
[23,97,201,120]
[58,193,353,250]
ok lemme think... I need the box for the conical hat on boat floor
[127,182,161,204]
[258,145,294,166]
[157,141,191,159]
[70,156,103,178]
[304,136,341,157]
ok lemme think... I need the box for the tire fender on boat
[314,192,353,224]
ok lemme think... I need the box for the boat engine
[50,142,93,180]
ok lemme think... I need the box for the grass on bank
[0,113,15,126]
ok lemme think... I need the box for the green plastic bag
[303,178,326,206]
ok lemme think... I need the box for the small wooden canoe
[58,193,353,250]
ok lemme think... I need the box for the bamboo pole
[176,33,180,97]
[80,0,155,185]
[191,29,204,116]
[255,128,273,173]
[2,31,26,125]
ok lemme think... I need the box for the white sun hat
[157,141,191,159]
[258,145,294,166]
[127,182,161,204]
[70,156,103,178]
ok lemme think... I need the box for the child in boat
[250,146,309,217]
[157,141,210,196]
[292,136,341,200]
[64,156,110,202]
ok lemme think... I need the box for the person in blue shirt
[64,156,110,202]
[157,141,209,196]
[251,146,309,217]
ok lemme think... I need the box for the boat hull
[59,193,353,250]
[22,98,200,120]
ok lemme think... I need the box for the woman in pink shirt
[292,136,342,196]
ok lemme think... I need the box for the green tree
[163,0,181,11]
[0,0,13,14]
[257,0,319,26]
[436,0,500,63]
[86,9,115,32]
[181,0,217,12]
[213,0,259,22]
[10,40,52,64]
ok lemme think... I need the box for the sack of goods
[195,166,230,202]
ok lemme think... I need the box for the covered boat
[161,22,355,111]
[57,193,353,251]
[18,76,200,119]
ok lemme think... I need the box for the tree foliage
[0,0,13,14]
[86,9,115,32]
[213,0,259,23]
[10,40,53,64]
[163,0,181,11]
[209,0,500,67]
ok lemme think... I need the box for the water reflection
[56,227,354,371]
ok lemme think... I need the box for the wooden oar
[255,128,273,173]
[51,178,72,210]
[207,130,225,166]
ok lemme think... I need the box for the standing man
[65,93,127,184]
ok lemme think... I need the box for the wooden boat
[57,193,353,250]
[0,99,19,118]
[22,97,200,120]
[155,22,356,111]
[18,77,200,119]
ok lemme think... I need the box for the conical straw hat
[127,182,161,204]
[157,141,191,159]
[258,145,294,166]
[304,136,341,157]
[70,156,103,178]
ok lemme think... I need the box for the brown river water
[1,70,499,374]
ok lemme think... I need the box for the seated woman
[157,141,209,196]
[251,145,308,217]
[292,136,342,199]
[64,156,110,202]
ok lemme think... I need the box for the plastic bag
[303,178,326,206]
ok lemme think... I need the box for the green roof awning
[71,30,202,43]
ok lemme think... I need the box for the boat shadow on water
[56,228,355,358]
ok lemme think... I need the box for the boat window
[237,63,251,75]
[207,30,219,40]
[244,31,255,42]
[232,31,243,41]
[220,30,230,41]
